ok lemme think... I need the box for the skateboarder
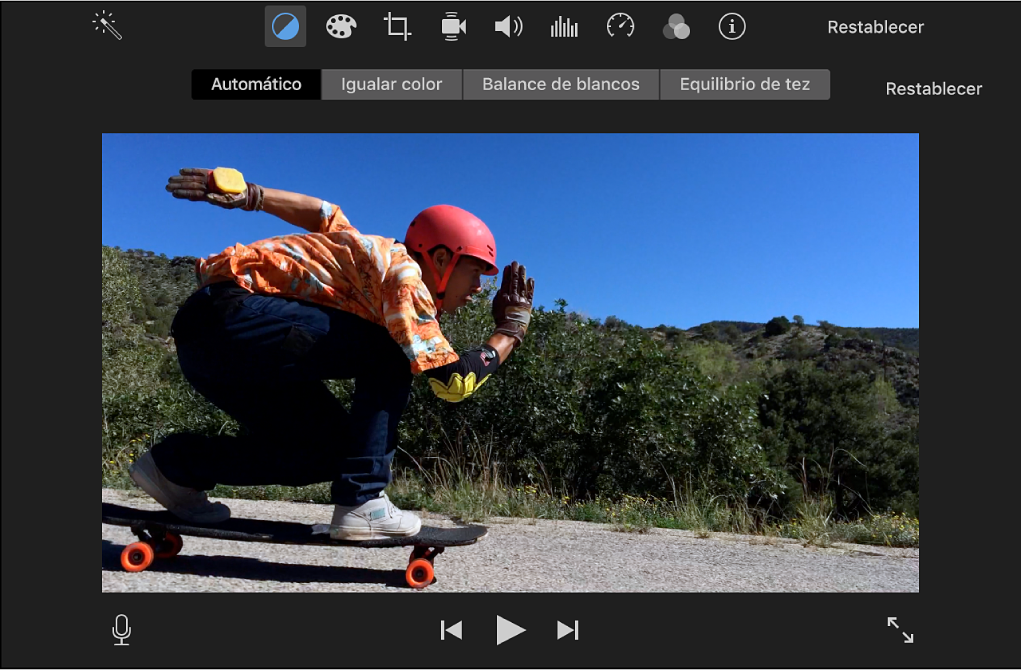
[129,167,535,540]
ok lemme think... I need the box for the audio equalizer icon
[551,16,578,38]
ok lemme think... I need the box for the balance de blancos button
[661,69,830,100]
[464,70,658,100]
[321,70,461,100]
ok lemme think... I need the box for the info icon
[719,13,746,40]
[266,6,306,47]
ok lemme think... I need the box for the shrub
[757,363,919,518]
[764,316,791,337]
[100,247,918,525]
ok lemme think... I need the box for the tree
[758,364,917,518]
[793,315,805,327]
[699,323,717,341]
[724,323,742,344]
[764,316,791,337]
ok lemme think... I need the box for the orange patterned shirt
[195,201,459,375]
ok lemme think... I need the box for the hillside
[112,249,200,338]
[649,321,918,409]
[663,320,919,356]
[107,246,920,409]
[102,245,920,519]
[108,247,919,393]
[733,326,918,409]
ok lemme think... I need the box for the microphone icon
[112,614,131,646]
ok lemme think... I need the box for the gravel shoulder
[102,488,919,593]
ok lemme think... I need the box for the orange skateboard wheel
[121,542,155,572]
[155,532,183,559]
[406,558,434,589]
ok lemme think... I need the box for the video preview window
[102,133,919,593]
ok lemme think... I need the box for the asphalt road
[102,488,919,593]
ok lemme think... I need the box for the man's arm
[485,332,517,365]
[261,187,323,233]
[165,168,324,233]
[424,339,506,403]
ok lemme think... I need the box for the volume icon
[496,16,523,37]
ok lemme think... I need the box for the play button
[496,616,526,645]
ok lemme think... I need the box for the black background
[0,2,1013,668]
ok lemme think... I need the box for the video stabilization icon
[442,12,466,41]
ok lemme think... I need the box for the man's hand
[165,168,264,211]
[492,261,535,347]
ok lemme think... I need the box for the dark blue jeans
[151,282,413,506]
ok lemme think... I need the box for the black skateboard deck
[102,502,486,588]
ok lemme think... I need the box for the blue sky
[102,133,919,329]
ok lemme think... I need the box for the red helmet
[405,205,498,311]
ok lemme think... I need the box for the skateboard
[102,502,486,589]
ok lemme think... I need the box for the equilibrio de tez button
[192,70,321,100]
[661,69,830,100]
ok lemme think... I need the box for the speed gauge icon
[607,12,635,37]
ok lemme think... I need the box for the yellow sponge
[210,167,246,194]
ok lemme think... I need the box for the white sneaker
[329,492,422,540]
[129,451,231,524]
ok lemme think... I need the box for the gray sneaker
[329,492,422,540]
[129,451,230,524]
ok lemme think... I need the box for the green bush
[395,283,784,506]
[781,334,815,361]
[757,363,919,518]
[764,316,791,337]
[101,246,918,525]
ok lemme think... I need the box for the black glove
[165,168,264,211]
